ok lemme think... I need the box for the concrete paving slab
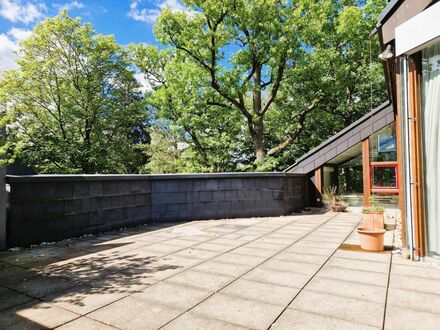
[56,316,117,329]
[140,243,185,255]
[192,292,284,329]
[286,245,335,256]
[195,242,234,253]
[233,246,277,258]
[243,241,287,251]
[289,291,384,328]
[209,238,243,246]
[295,240,340,249]
[87,272,154,293]
[0,264,37,286]
[164,239,198,248]
[390,255,416,265]
[384,305,440,330]
[191,260,250,277]
[256,237,295,245]
[88,296,184,330]
[260,259,321,275]
[162,311,247,330]
[265,230,304,236]
[44,284,129,315]
[271,309,379,330]
[387,287,440,314]
[306,277,387,303]
[173,248,220,260]
[212,252,266,266]
[317,265,389,286]
[391,263,440,280]
[221,233,243,240]
[326,257,390,273]
[3,212,439,330]
[0,286,33,311]
[235,235,260,242]
[242,267,310,288]
[273,251,330,265]
[132,282,212,309]
[0,301,79,329]
[166,269,234,291]
[220,278,300,306]
[333,249,391,263]
[305,235,346,243]
[389,274,440,295]
[8,275,79,298]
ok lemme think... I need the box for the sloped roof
[284,101,394,174]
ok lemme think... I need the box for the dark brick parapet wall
[5,173,306,247]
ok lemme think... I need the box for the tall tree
[153,0,310,164]
[0,12,149,173]
[151,0,386,167]
[130,44,245,172]
[265,0,388,169]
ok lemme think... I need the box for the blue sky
[0,0,184,71]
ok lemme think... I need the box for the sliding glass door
[421,41,440,259]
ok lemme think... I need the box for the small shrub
[322,186,347,212]
[362,196,385,213]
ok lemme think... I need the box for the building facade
[287,0,440,262]
[377,0,440,261]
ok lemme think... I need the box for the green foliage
[267,0,387,170]
[363,196,385,213]
[141,128,181,174]
[131,0,387,172]
[0,11,149,173]
[129,43,246,172]
[0,105,14,167]
[1,1,389,174]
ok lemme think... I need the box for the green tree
[266,0,388,169]
[146,0,386,169]
[153,0,311,164]
[0,12,149,173]
[130,44,246,172]
[142,127,182,174]
[0,104,13,167]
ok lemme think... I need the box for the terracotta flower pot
[357,227,386,252]
[362,212,384,230]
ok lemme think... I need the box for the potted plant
[322,186,348,212]
[357,197,386,251]
[362,197,385,229]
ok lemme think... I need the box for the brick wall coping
[6,172,304,183]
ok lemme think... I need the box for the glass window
[371,165,398,189]
[369,123,397,162]
[421,40,440,259]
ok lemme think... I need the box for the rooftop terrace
[0,212,439,329]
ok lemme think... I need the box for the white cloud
[0,27,32,71]
[0,0,46,24]
[53,1,84,11]
[128,0,187,24]
[134,72,153,93]
[0,34,17,71]
[8,27,32,41]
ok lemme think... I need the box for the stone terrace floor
[1,212,440,329]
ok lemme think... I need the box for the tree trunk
[251,117,265,164]
[252,65,265,164]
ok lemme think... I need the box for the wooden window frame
[370,162,399,190]
[395,58,406,247]
[408,55,426,258]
